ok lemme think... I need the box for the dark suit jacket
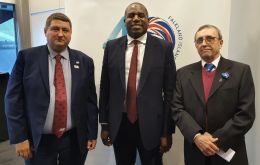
[172,57,255,165]
[99,35,176,150]
[5,45,98,154]
[0,73,9,141]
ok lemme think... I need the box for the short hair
[194,24,222,41]
[45,13,72,29]
[124,2,149,18]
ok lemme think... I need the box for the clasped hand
[194,132,220,156]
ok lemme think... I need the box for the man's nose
[133,14,140,21]
[58,29,64,36]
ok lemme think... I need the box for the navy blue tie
[204,63,215,72]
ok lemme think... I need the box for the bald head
[124,2,148,18]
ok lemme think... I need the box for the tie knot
[55,54,62,61]
[132,40,139,45]
[204,63,215,72]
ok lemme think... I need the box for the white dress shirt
[125,33,147,89]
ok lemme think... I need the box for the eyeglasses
[195,36,219,45]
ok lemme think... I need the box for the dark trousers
[205,157,211,165]
[26,129,87,165]
[113,114,162,165]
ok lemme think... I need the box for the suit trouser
[113,114,162,165]
[25,129,87,165]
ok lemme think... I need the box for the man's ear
[44,27,47,35]
[220,39,223,47]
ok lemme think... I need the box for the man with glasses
[171,24,255,165]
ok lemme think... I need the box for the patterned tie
[204,63,215,72]
[127,40,139,123]
[52,54,67,138]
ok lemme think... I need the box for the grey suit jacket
[99,35,176,150]
[172,57,255,165]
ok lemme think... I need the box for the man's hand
[160,135,172,153]
[86,139,97,151]
[15,140,32,160]
[100,129,112,146]
[194,132,219,156]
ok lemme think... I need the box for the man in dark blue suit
[99,2,176,165]
[5,13,98,165]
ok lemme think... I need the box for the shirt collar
[47,45,69,60]
[201,54,221,68]
[127,33,147,45]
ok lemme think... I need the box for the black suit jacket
[5,45,98,154]
[0,73,9,141]
[172,57,255,165]
[99,35,176,150]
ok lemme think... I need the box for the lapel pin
[221,72,230,79]
[76,61,80,64]
[74,65,79,69]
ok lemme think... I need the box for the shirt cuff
[193,133,202,141]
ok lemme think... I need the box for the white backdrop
[228,0,260,164]
[65,1,231,165]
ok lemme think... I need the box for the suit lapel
[137,35,154,94]
[68,49,80,102]
[119,37,127,92]
[208,57,232,99]
[38,45,50,95]
[189,62,205,104]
